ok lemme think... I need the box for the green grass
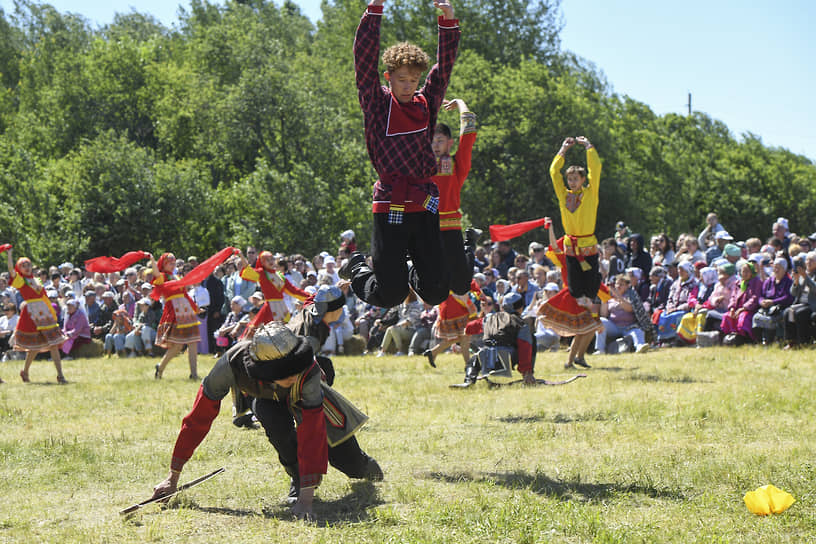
[1,346,815,543]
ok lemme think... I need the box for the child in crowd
[549,136,602,308]
[342,0,460,309]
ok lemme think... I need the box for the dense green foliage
[0,0,813,264]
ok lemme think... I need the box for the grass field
[1,345,815,543]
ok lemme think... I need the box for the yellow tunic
[549,147,602,251]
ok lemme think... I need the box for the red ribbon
[0,243,12,253]
[151,247,238,300]
[85,250,150,273]
[489,218,550,242]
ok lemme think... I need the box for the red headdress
[15,257,33,279]
[258,251,275,272]
[157,253,175,275]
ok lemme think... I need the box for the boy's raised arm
[422,0,460,112]
[354,1,386,109]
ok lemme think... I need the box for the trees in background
[0,0,813,265]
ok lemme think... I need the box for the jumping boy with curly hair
[342,0,460,309]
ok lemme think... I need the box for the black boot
[363,457,384,481]
[339,252,367,280]
[450,357,480,388]
[284,465,300,506]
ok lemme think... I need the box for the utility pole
[686,92,692,116]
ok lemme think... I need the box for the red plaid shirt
[354,4,460,214]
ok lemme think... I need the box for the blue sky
[2,0,813,161]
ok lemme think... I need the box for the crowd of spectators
[2,216,815,366]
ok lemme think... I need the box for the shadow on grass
[497,411,616,424]
[420,470,686,502]
[624,373,710,384]
[589,366,638,373]
[173,480,383,526]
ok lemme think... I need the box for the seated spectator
[534,283,562,351]
[377,291,423,357]
[652,233,676,267]
[104,308,133,357]
[0,303,19,359]
[355,304,387,346]
[614,221,631,244]
[720,261,762,345]
[409,302,438,356]
[365,306,400,354]
[645,266,670,315]
[697,212,725,249]
[700,263,738,332]
[512,268,539,308]
[61,298,91,358]
[625,233,652,278]
[783,252,816,349]
[656,262,698,344]
[93,291,118,340]
[676,235,705,265]
[125,298,160,356]
[322,306,354,355]
[751,257,794,345]
[626,266,650,303]
[594,274,650,354]
[705,231,734,264]
[213,296,248,354]
[676,266,718,344]
[602,238,626,283]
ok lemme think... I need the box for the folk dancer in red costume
[236,250,309,325]
[5,246,68,384]
[432,97,481,294]
[150,248,238,380]
[536,217,611,369]
[340,0,461,309]
[423,279,481,368]
[150,322,383,521]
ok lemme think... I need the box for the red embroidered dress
[536,241,610,336]
[11,273,67,352]
[152,272,201,347]
[433,112,477,232]
[240,266,309,324]
[433,279,481,339]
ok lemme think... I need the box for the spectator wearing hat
[783,251,816,349]
[340,230,357,254]
[149,322,383,520]
[700,263,738,332]
[61,298,91,358]
[751,257,794,345]
[104,308,133,357]
[319,256,340,286]
[705,231,733,264]
[82,290,100,326]
[93,291,118,339]
[656,261,698,344]
[645,266,671,315]
[722,243,742,265]
[720,261,762,345]
[625,233,652,280]
[528,241,554,273]
[614,221,632,244]
[125,297,161,356]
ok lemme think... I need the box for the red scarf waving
[150,247,239,301]
[489,218,551,242]
[85,250,151,273]
[0,243,12,254]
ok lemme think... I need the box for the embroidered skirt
[156,295,201,347]
[537,289,603,337]
[13,299,67,352]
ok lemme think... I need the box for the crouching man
[451,292,536,388]
[151,322,383,520]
